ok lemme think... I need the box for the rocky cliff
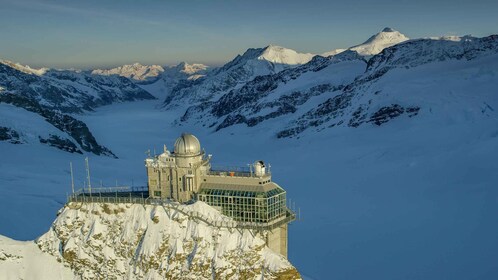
[33,202,301,279]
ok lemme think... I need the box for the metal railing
[67,189,296,231]
[74,186,147,195]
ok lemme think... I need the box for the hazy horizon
[1,0,497,69]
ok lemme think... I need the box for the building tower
[145,133,296,258]
[145,133,210,202]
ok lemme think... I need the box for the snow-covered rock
[34,202,301,280]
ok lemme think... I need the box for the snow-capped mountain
[176,34,498,138]
[257,44,315,65]
[0,59,49,76]
[135,62,210,100]
[162,61,209,81]
[92,63,165,83]
[0,202,300,279]
[0,60,155,156]
[179,51,366,130]
[349,27,409,56]
[0,61,155,113]
[321,27,409,58]
[163,45,316,108]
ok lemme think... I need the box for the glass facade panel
[198,187,287,223]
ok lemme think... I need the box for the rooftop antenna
[163,145,167,153]
[85,157,92,195]
[70,162,75,194]
[153,148,156,156]
[145,149,151,158]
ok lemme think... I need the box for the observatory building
[145,133,295,258]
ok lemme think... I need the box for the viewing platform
[67,186,298,232]
[204,165,271,178]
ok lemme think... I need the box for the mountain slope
[0,235,74,280]
[163,45,315,108]
[175,34,498,137]
[179,51,367,131]
[278,35,498,137]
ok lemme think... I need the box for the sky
[0,0,497,69]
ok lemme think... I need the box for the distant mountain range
[92,62,209,84]
[1,27,497,156]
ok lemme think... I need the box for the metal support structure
[70,162,75,194]
[85,157,92,195]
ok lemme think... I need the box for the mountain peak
[172,61,209,75]
[258,45,315,65]
[350,27,409,56]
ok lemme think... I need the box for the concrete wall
[265,224,288,258]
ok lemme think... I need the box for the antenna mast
[70,162,75,194]
[85,157,92,195]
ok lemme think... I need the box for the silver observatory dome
[174,133,201,156]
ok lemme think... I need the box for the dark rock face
[39,135,82,154]
[0,126,22,144]
[215,114,247,131]
[277,92,353,138]
[368,105,420,126]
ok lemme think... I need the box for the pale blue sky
[0,0,496,69]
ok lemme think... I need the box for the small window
[154,191,161,197]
